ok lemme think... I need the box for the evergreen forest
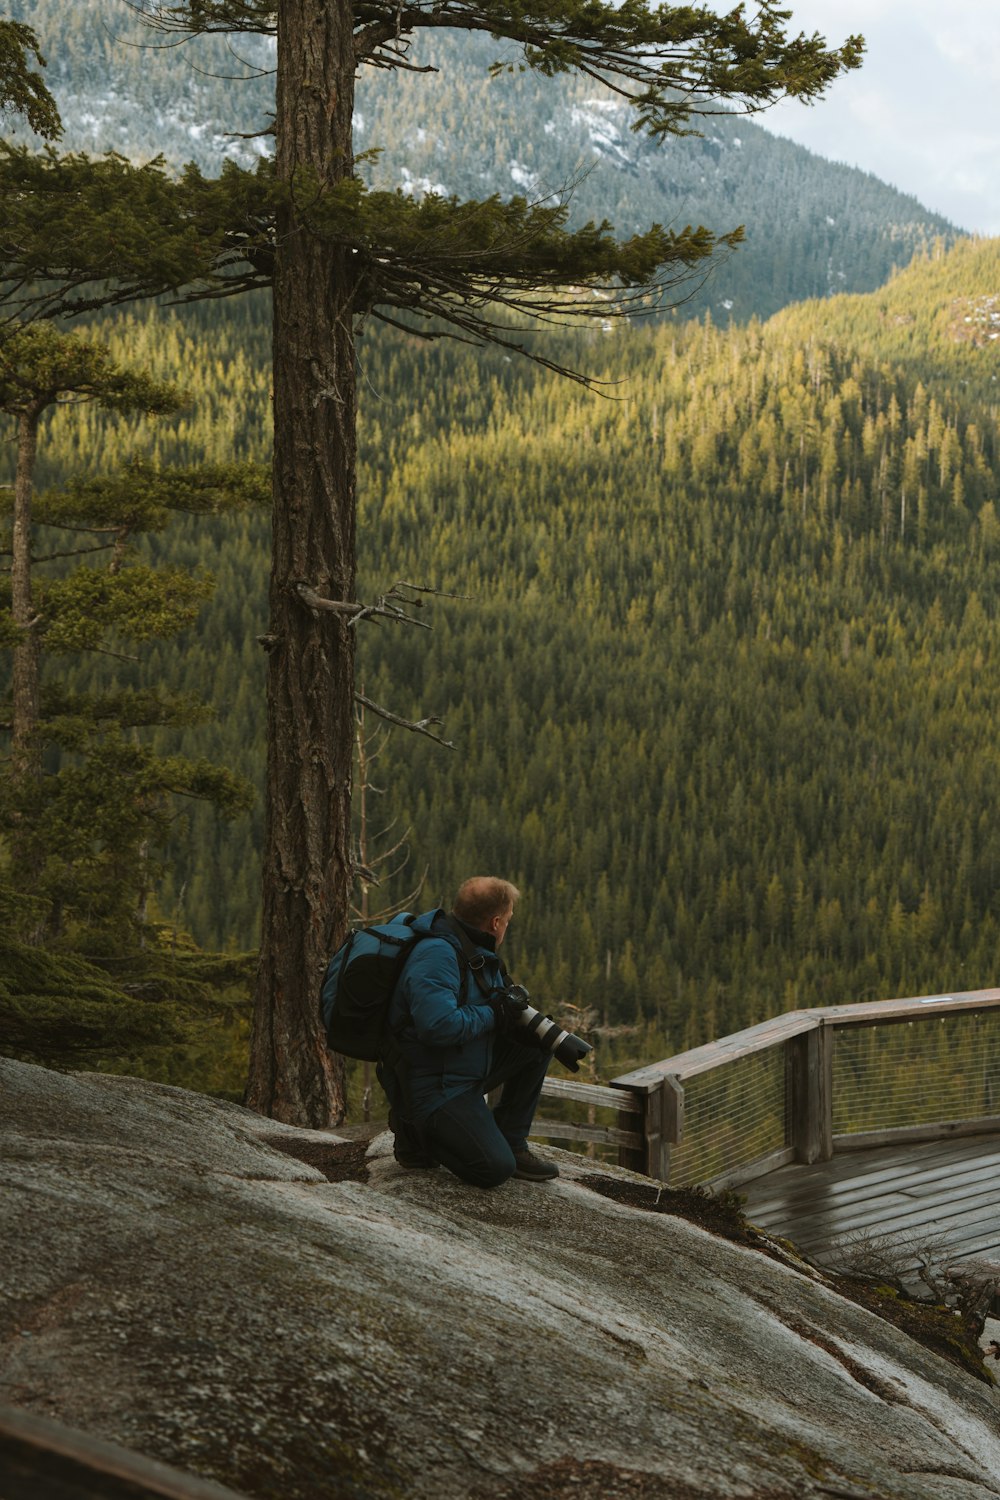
[5,234,1000,1094]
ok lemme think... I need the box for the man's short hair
[453,876,520,928]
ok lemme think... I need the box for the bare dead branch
[296,578,466,629]
[373,827,412,865]
[355,692,454,749]
[28,522,123,537]
[353,866,430,925]
[376,851,417,887]
[944,1259,1000,1323]
[295,585,365,617]
[390,579,468,601]
[225,125,277,140]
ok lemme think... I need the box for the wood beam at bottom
[0,1402,251,1500]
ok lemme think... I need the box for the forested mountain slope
[775,237,1000,400]
[6,237,1000,1076]
[7,0,957,322]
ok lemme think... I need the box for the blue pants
[384,1037,551,1189]
[425,1037,551,1189]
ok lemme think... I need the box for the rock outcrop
[1,1057,998,1499]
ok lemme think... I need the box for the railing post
[660,1074,683,1184]
[615,1089,646,1174]
[643,1081,665,1182]
[614,1077,682,1182]
[786,1022,833,1163]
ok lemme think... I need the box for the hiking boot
[512,1149,559,1182]
[394,1147,439,1170]
[392,1136,439,1169]
[389,1108,438,1169]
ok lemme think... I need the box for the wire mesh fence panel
[668,1046,786,1187]
[832,1010,1000,1136]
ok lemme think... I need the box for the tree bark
[8,404,47,918]
[245,0,357,1125]
[11,406,41,777]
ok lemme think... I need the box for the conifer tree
[0,18,61,139]
[0,2,862,1124]
[0,323,262,938]
[1,325,180,777]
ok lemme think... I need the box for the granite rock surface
[2,1057,999,1500]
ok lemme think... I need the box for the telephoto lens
[502,985,593,1071]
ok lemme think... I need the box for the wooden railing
[536,987,1000,1187]
[533,1074,645,1160]
[0,1402,252,1500]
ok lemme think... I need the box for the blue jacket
[388,908,505,1121]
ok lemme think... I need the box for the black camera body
[501,984,593,1071]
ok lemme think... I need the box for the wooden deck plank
[751,1166,996,1235]
[761,1133,975,1183]
[942,1230,1000,1262]
[748,1152,1000,1216]
[756,1206,995,1265]
[904,1162,1000,1198]
[750,1185,997,1242]
[743,1149,1000,1216]
[741,1131,1000,1271]
[750,1193,999,1257]
[800,1197,999,1253]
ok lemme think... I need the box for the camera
[500,984,593,1072]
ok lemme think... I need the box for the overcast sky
[761,0,1000,235]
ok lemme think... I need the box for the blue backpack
[320,910,493,1060]
[319,913,428,1061]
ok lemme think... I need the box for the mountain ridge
[4,0,959,322]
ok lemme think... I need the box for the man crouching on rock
[378,877,559,1187]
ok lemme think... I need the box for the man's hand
[488,986,529,1034]
[485,996,512,1032]
[487,992,511,1033]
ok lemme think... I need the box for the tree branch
[296,578,465,629]
[354,692,455,749]
[28,541,118,563]
[87,645,141,663]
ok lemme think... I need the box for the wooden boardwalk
[740,1131,1000,1280]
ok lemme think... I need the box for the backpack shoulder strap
[439,913,507,998]
[383,921,476,1043]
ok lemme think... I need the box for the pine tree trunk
[11,407,41,779]
[9,405,49,940]
[245,0,357,1125]
[10,406,44,908]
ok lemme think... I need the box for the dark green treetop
[0,319,184,416]
[0,18,61,139]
